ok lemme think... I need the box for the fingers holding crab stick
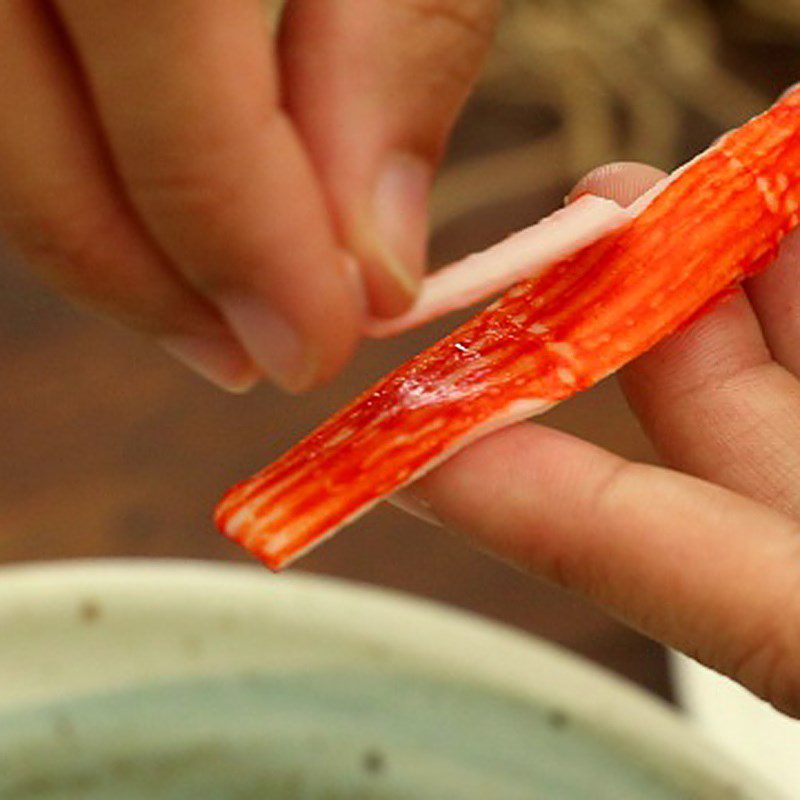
[398,160,800,717]
[622,291,800,519]
[403,421,800,718]
[568,162,670,208]
[364,193,635,337]
[278,0,502,317]
[574,164,800,519]
[218,87,800,570]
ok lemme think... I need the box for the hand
[0,1,499,391]
[400,162,800,718]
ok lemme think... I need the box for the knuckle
[587,459,634,521]
[403,0,499,93]
[7,204,123,286]
[127,160,241,224]
[390,0,501,156]
[734,633,800,719]
[537,547,577,591]
[769,655,800,718]
[0,204,196,335]
[119,112,281,228]
[526,460,632,591]
[402,0,500,45]
[727,540,800,718]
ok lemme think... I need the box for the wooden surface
[0,161,671,701]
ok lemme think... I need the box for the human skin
[399,162,800,719]
[0,0,500,392]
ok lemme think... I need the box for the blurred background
[1,0,797,704]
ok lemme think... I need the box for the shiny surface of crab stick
[217,88,800,569]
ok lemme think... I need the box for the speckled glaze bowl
[0,560,776,799]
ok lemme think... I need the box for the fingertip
[351,234,420,317]
[219,248,365,395]
[309,254,366,388]
[340,250,370,318]
[279,0,498,320]
[569,162,668,207]
[218,296,329,395]
[160,333,261,393]
[350,152,430,318]
[307,332,358,391]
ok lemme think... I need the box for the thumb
[278,0,501,317]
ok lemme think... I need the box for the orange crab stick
[217,88,800,569]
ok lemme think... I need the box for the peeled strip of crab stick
[365,194,635,338]
[217,88,800,570]
[365,145,727,339]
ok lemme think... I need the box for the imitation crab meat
[216,88,800,569]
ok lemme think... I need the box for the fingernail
[390,488,441,527]
[160,334,260,394]
[218,297,316,394]
[341,250,369,318]
[369,153,430,299]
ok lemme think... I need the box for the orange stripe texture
[217,89,800,569]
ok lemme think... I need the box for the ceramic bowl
[673,653,797,798]
[0,560,776,799]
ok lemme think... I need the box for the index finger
[54,0,362,391]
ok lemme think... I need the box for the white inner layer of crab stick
[365,194,634,338]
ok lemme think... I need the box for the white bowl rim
[0,558,779,798]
